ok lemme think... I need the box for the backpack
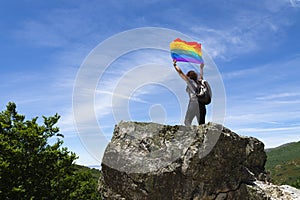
[186,79,212,105]
[196,80,212,105]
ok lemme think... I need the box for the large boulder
[98,121,281,199]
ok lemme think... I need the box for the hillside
[265,141,300,188]
[75,165,102,183]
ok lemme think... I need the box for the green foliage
[0,102,101,199]
[265,141,300,187]
[292,179,300,189]
[74,165,102,183]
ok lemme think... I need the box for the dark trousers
[184,99,206,126]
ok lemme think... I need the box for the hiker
[173,60,206,125]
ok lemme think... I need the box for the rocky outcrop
[98,121,298,199]
[246,181,300,200]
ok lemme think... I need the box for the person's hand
[200,63,204,69]
[173,59,177,66]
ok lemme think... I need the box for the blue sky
[1,0,300,167]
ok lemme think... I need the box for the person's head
[186,70,198,82]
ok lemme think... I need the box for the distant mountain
[88,165,101,169]
[265,141,300,188]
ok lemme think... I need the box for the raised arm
[199,63,204,80]
[173,60,188,82]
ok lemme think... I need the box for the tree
[0,102,101,199]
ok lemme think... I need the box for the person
[173,60,206,126]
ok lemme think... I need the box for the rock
[245,181,300,200]
[98,121,288,199]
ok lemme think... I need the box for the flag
[170,38,203,64]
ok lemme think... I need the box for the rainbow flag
[170,38,203,64]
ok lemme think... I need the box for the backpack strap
[186,78,198,95]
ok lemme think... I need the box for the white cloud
[186,0,296,61]
[236,126,300,148]
[256,92,300,100]
[289,0,300,8]
[57,108,77,137]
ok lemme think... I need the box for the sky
[1,0,300,167]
